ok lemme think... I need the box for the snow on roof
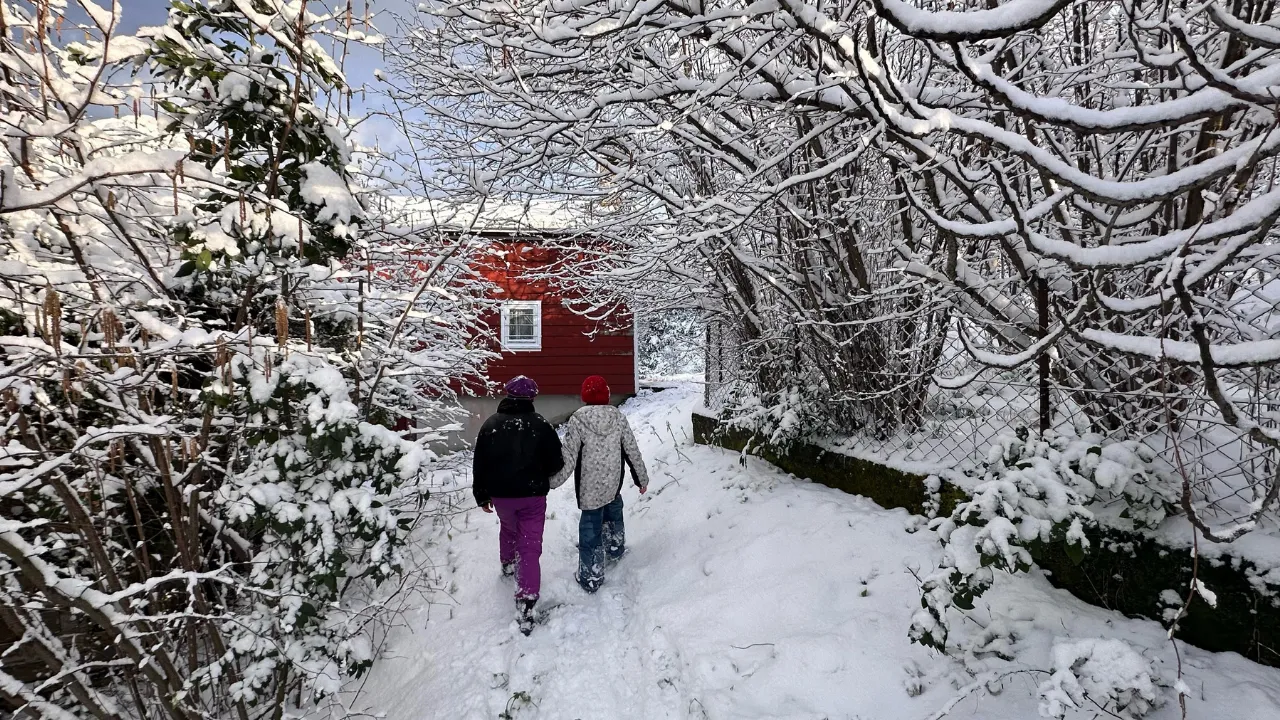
[371,195,589,234]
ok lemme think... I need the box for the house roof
[372,196,596,238]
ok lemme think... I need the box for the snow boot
[501,561,516,579]
[517,598,537,636]
[576,573,602,594]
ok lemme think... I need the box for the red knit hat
[581,375,610,405]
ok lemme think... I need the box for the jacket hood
[497,397,536,415]
[574,404,622,436]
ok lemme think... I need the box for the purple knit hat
[504,375,538,399]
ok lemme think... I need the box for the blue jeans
[578,494,624,591]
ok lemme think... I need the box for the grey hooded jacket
[551,405,649,510]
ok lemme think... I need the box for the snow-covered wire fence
[703,316,743,412]
[704,265,1280,536]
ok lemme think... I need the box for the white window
[500,301,542,351]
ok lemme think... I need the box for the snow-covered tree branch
[387,0,1280,541]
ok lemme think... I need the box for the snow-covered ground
[349,383,1280,720]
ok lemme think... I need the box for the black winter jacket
[471,398,565,506]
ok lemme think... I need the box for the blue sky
[114,0,169,30]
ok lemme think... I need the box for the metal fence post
[1037,276,1051,435]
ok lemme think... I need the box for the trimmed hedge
[692,412,1280,668]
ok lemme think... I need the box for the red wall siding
[476,242,635,396]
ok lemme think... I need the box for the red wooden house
[454,231,637,443]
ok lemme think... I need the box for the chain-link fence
[703,317,743,411]
[704,269,1280,530]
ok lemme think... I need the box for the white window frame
[500,301,542,351]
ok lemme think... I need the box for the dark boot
[576,572,602,594]
[516,598,537,636]
[605,545,626,566]
[501,561,516,578]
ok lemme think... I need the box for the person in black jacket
[472,375,564,634]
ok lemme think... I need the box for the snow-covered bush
[639,309,705,378]
[1038,638,1159,719]
[720,382,835,447]
[911,428,1175,653]
[0,2,487,717]
[209,352,428,701]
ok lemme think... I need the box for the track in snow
[349,384,1280,720]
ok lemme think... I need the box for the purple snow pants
[491,496,547,600]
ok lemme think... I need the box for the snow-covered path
[351,384,1280,720]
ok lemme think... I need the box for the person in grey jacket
[551,375,649,592]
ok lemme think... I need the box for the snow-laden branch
[872,0,1073,42]
[961,298,1087,369]
[955,46,1257,134]
[0,150,189,213]
[1078,329,1280,368]
[1208,3,1280,50]
[0,422,173,497]
[870,71,1280,205]
[1024,184,1280,268]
